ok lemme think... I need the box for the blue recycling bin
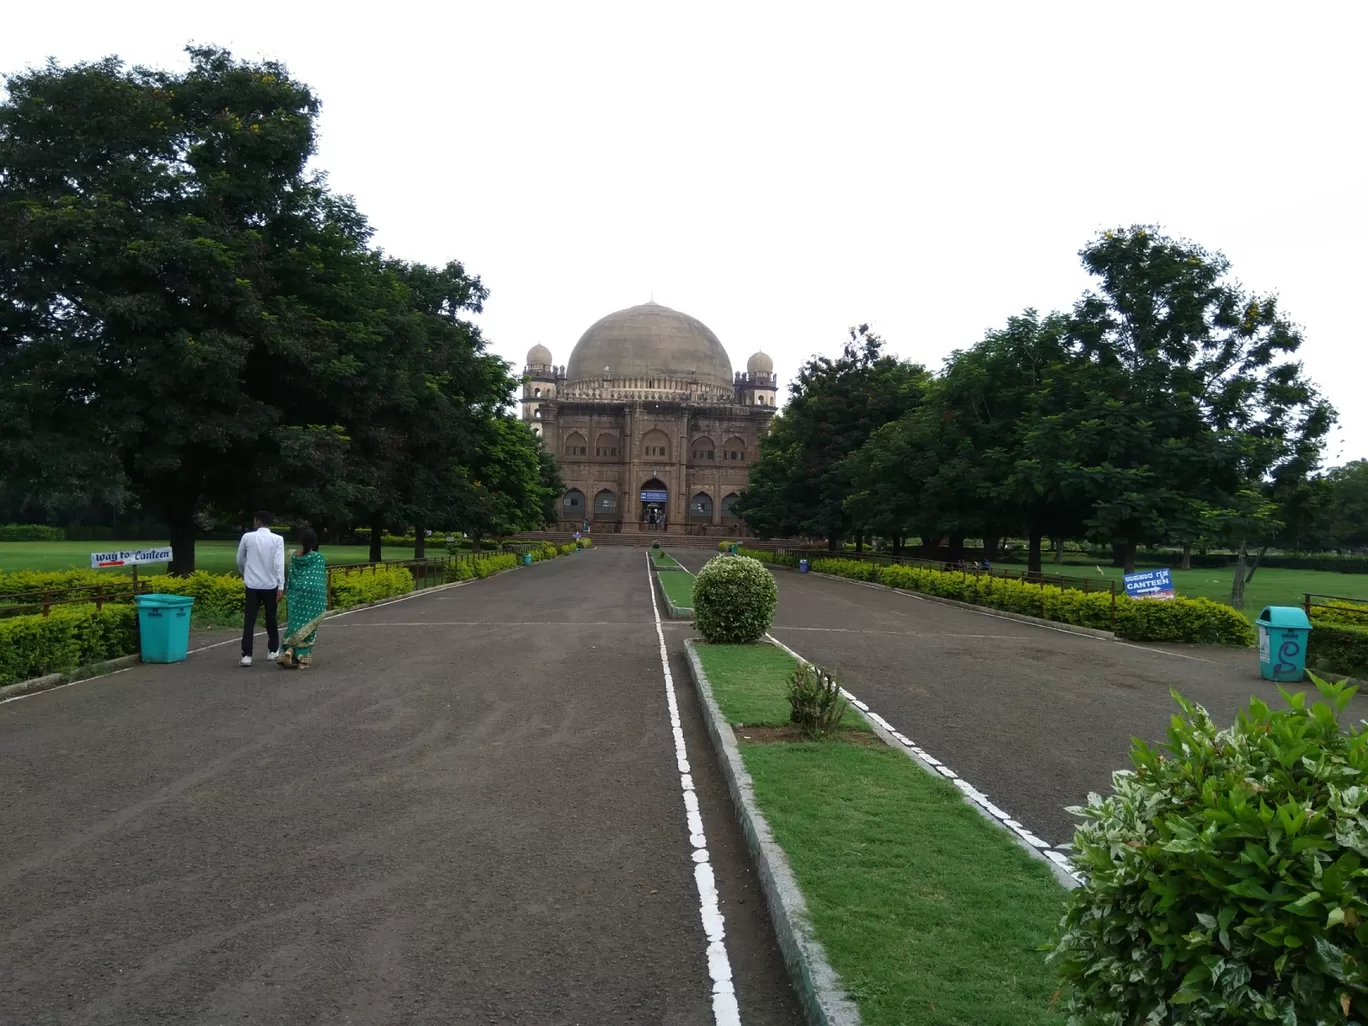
[799,559,809,574]
[134,593,196,664]
[522,552,533,566]
[1256,606,1312,682]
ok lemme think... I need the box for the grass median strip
[656,567,695,610]
[694,641,1067,1026]
[650,548,681,568]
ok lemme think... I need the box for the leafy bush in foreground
[1053,679,1368,1024]
[787,662,848,740]
[693,555,778,644]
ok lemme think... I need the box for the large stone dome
[565,302,733,393]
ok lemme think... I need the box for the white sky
[4,2,1364,464]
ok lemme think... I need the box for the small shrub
[1115,595,1256,646]
[718,540,732,552]
[786,662,849,739]
[1053,679,1368,1024]
[0,523,64,542]
[559,543,576,555]
[810,557,876,581]
[693,555,778,644]
[652,541,661,550]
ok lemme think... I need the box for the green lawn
[657,568,695,609]
[993,561,1368,620]
[0,540,421,576]
[695,643,1066,1025]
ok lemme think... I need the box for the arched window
[533,408,541,419]
[641,429,670,460]
[688,492,713,523]
[562,489,584,516]
[594,489,617,518]
[564,432,587,457]
[724,437,746,461]
[534,387,541,397]
[595,433,620,458]
[691,436,716,461]
[721,492,740,520]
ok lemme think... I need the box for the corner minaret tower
[522,343,558,435]
[735,350,778,407]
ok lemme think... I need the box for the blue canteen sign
[640,489,668,502]
[1124,568,1175,600]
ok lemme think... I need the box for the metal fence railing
[1304,593,1368,627]
[0,581,151,618]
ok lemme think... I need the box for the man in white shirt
[236,510,285,666]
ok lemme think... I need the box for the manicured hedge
[0,568,107,596]
[809,558,1255,645]
[0,523,65,541]
[443,553,519,582]
[0,604,139,687]
[1307,623,1368,681]
[330,565,414,607]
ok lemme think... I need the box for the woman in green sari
[278,529,327,669]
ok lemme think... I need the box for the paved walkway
[2,549,800,1025]
[674,550,1367,847]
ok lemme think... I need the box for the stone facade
[521,303,778,535]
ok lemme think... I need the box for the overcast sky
[4,2,1364,463]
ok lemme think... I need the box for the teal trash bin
[522,552,533,566]
[134,593,196,664]
[1256,606,1312,682]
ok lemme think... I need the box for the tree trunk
[1181,541,1192,571]
[369,518,383,563]
[1027,528,1044,576]
[1123,540,1138,575]
[892,535,903,557]
[827,534,838,552]
[854,531,864,555]
[1054,537,1064,564]
[1245,544,1268,584]
[414,524,426,560]
[1230,539,1249,610]
[949,534,965,563]
[1110,541,1126,568]
[168,518,196,577]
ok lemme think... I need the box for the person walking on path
[277,529,327,670]
[236,511,285,667]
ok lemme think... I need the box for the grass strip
[695,643,1067,1026]
[695,641,868,730]
[649,548,681,568]
[657,569,695,609]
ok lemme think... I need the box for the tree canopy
[740,226,1338,595]
[0,47,555,571]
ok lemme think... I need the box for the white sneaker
[239,655,252,667]
[268,650,281,661]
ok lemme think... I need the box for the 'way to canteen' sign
[1123,568,1175,600]
[90,547,172,569]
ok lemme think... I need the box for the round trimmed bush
[693,555,778,644]
[1053,679,1368,1023]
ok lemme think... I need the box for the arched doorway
[688,492,713,524]
[639,478,668,529]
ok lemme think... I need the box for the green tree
[1063,226,1333,573]
[0,47,364,572]
[736,326,929,548]
[1317,461,1368,552]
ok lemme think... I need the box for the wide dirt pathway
[673,549,1366,847]
[2,548,800,1025]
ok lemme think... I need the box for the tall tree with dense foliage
[736,326,929,548]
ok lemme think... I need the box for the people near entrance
[237,510,285,666]
[278,528,327,670]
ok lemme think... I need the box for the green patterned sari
[278,550,327,668]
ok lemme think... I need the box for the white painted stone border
[644,556,741,1024]
[763,632,1082,890]
[0,557,555,706]
[684,638,862,1026]
[653,559,694,619]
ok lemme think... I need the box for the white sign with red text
[89,547,172,569]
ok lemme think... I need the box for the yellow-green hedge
[329,565,414,607]
[443,552,519,582]
[0,604,139,687]
[0,568,107,595]
[809,558,1255,645]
